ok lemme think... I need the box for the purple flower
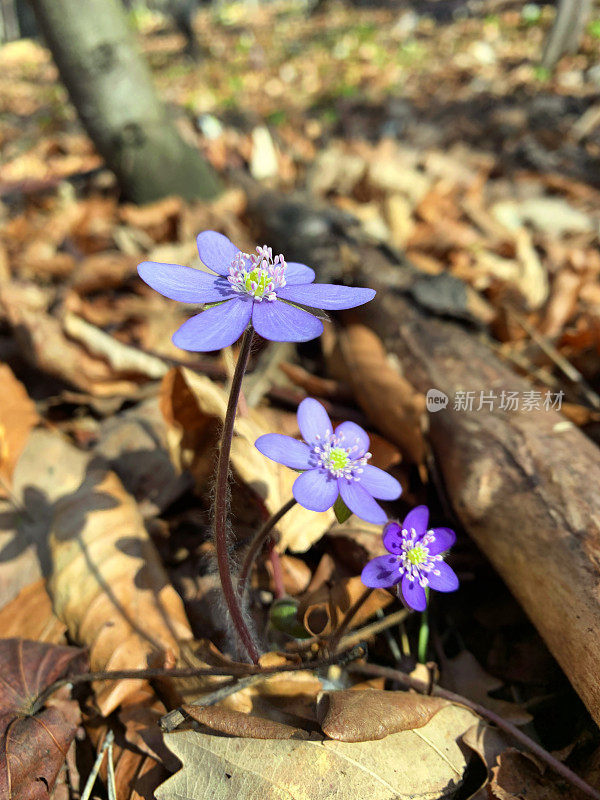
[361,505,458,611]
[138,231,375,352]
[255,398,402,524]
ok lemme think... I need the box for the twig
[33,645,368,716]
[81,730,113,800]
[349,662,600,800]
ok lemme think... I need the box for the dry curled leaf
[333,324,427,465]
[49,461,193,715]
[297,575,392,637]
[156,704,478,800]
[317,689,449,742]
[160,367,334,552]
[0,639,87,800]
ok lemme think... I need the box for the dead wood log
[248,188,600,727]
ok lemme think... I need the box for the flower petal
[277,283,375,310]
[358,465,402,501]
[196,231,239,276]
[401,576,427,611]
[252,300,323,342]
[334,421,370,457]
[297,398,332,443]
[172,298,252,352]
[254,434,312,470]
[383,522,404,555]
[138,261,235,304]
[339,479,387,524]
[292,469,338,512]
[427,561,459,592]
[428,527,456,556]
[361,555,402,589]
[402,505,429,539]
[285,262,316,285]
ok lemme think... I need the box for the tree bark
[30,0,221,203]
[248,186,600,727]
[542,0,592,69]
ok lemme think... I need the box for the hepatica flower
[138,231,375,351]
[255,398,402,524]
[361,505,458,611]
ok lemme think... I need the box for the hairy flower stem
[214,327,259,664]
[238,497,297,600]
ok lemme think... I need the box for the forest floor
[1,2,600,798]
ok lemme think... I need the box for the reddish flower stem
[213,328,259,664]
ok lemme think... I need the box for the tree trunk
[247,186,600,727]
[1,0,19,41]
[30,0,221,203]
[542,0,592,69]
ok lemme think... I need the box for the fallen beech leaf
[49,462,193,715]
[0,364,39,493]
[0,579,66,643]
[160,368,334,552]
[156,705,478,799]
[182,705,310,739]
[334,324,427,465]
[317,689,448,742]
[297,575,393,637]
[0,639,87,800]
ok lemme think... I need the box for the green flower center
[406,544,427,566]
[244,268,269,297]
[327,447,350,471]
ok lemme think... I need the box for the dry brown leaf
[0,579,66,643]
[0,639,87,800]
[160,367,334,552]
[333,324,427,465]
[297,576,393,637]
[182,705,310,740]
[317,689,448,742]
[157,704,478,800]
[0,364,39,494]
[49,461,193,715]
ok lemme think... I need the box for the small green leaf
[333,496,352,524]
[270,599,311,639]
